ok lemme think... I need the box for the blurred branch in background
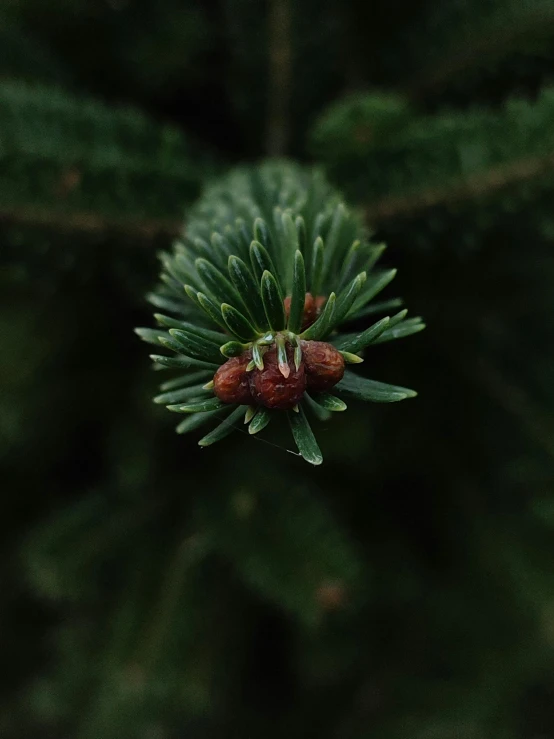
[311,87,554,227]
[0,81,214,238]
[0,206,181,241]
[266,0,292,156]
[365,152,554,223]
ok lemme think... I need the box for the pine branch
[0,81,214,230]
[196,482,365,625]
[266,0,293,156]
[365,150,554,222]
[0,205,182,240]
[139,161,419,463]
[312,86,554,223]
[223,0,343,154]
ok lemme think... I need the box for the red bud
[300,340,345,392]
[213,353,253,404]
[249,345,306,409]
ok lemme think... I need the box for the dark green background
[2,1,554,737]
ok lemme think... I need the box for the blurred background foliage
[2,0,554,737]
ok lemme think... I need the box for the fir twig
[139,161,420,463]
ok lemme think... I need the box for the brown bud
[283,292,317,330]
[213,353,253,404]
[249,345,306,410]
[315,580,348,611]
[300,340,345,392]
